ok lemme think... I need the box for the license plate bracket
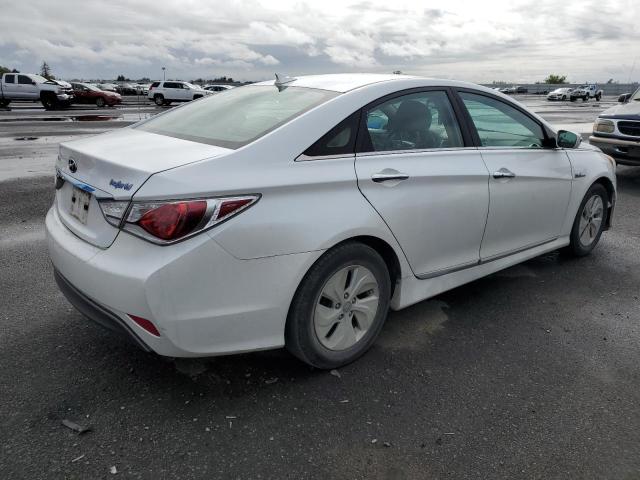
[70,186,91,224]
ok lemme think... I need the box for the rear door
[456,90,572,260]
[355,88,490,278]
[3,74,19,98]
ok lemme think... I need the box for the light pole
[162,67,166,81]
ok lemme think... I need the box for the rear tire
[0,99,10,108]
[96,97,106,108]
[562,95,566,101]
[595,93,601,101]
[154,95,164,106]
[564,183,608,257]
[286,242,391,369]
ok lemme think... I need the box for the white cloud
[0,0,637,82]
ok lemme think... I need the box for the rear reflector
[129,314,161,337]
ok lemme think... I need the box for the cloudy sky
[0,0,638,83]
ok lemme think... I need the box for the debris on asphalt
[339,399,349,403]
[371,438,377,444]
[330,369,341,378]
[61,419,91,434]
[265,377,278,384]
[225,415,237,419]
[383,442,392,448]
[71,454,85,463]
[110,466,117,474]
[435,438,443,445]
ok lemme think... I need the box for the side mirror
[32,81,37,85]
[556,130,581,149]
[618,93,631,103]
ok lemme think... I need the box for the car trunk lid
[55,128,232,248]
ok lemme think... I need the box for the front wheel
[41,94,58,110]
[0,99,10,108]
[595,93,601,101]
[96,97,106,108]
[565,183,608,257]
[154,95,164,106]
[562,95,566,101]
[286,242,391,369]
[582,96,588,101]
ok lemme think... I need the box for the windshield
[84,84,100,92]
[30,74,49,84]
[136,85,338,149]
[631,88,640,101]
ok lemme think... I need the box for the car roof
[252,73,499,94]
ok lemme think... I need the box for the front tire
[562,95,566,101]
[96,97,106,108]
[565,183,608,257]
[41,94,58,110]
[154,94,164,106]
[286,242,391,369]
[595,93,601,101]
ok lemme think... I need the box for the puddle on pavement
[0,112,152,122]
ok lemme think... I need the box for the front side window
[459,92,545,148]
[5,74,15,83]
[360,90,464,153]
[136,85,338,149]
[18,75,33,85]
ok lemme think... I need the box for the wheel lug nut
[338,314,344,319]
[344,293,349,299]
[335,303,341,309]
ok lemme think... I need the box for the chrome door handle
[372,172,410,183]
[493,168,516,179]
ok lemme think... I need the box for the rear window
[136,85,338,149]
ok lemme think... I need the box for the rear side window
[136,85,338,149]
[303,112,360,157]
[359,90,464,152]
[150,82,160,88]
[459,92,544,148]
[18,75,33,85]
[5,74,15,83]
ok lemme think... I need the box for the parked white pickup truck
[0,73,74,109]
[570,84,603,102]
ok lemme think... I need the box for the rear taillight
[99,195,259,244]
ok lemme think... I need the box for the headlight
[594,119,615,134]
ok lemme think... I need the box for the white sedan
[46,74,616,368]
[547,88,573,101]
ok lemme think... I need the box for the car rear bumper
[46,204,322,357]
[589,135,640,165]
[54,269,152,352]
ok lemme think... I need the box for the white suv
[147,81,212,106]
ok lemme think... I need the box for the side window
[5,74,15,83]
[459,92,544,148]
[18,75,33,85]
[303,112,359,157]
[359,90,463,153]
[150,82,160,88]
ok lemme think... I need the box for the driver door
[457,91,572,260]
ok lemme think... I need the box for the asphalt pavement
[0,95,639,479]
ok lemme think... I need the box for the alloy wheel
[313,265,380,351]
[578,195,604,247]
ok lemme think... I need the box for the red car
[71,82,122,107]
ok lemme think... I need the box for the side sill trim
[416,237,559,280]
